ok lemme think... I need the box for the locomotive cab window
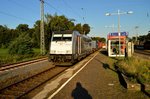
[63,34,72,41]
[63,37,72,41]
[52,34,62,41]
[53,37,62,41]
[52,34,72,41]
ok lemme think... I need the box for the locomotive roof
[53,30,74,34]
[53,30,92,41]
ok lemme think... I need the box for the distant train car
[91,41,98,52]
[97,41,106,49]
[49,30,92,66]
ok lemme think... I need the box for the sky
[0,0,150,38]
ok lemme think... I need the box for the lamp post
[105,10,133,56]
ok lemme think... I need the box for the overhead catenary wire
[62,0,86,23]
[81,8,87,23]
[7,0,37,13]
[40,0,86,24]
[44,0,78,24]
[1,0,88,28]
[130,12,150,37]
[6,0,39,19]
[0,0,37,25]
[0,10,33,23]
[44,0,64,15]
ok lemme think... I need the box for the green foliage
[45,13,75,31]
[16,24,29,32]
[0,48,9,57]
[91,37,106,42]
[115,57,150,83]
[73,23,83,34]
[132,32,150,44]
[73,23,91,35]
[33,20,40,48]
[83,24,90,35]
[0,13,92,53]
[146,32,150,40]
[8,33,34,55]
[0,25,18,48]
[137,65,150,83]
[44,13,76,51]
[0,48,41,66]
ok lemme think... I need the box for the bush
[8,33,34,55]
[115,57,150,83]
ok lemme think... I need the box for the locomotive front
[49,31,74,65]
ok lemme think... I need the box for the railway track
[0,57,47,71]
[134,50,150,59]
[0,66,68,98]
[135,50,150,56]
[0,51,99,98]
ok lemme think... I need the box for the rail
[0,57,47,71]
[0,66,68,98]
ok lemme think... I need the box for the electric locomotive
[49,30,92,66]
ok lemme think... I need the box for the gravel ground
[51,50,149,99]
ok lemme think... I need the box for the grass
[0,48,9,57]
[0,48,45,66]
[115,56,150,83]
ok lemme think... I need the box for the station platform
[34,50,149,99]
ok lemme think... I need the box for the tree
[91,37,106,43]
[138,35,146,44]
[145,32,150,41]
[44,13,75,51]
[83,24,90,35]
[0,25,14,48]
[46,14,75,31]
[0,25,8,47]
[8,33,34,55]
[33,20,41,48]
[16,24,29,32]
[99,37,106,43]
[132,36,136,43]
[73,23,83,34]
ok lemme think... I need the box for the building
[107,32,128,57]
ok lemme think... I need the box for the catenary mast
[40,0,45,55]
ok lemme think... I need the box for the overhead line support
[40,0,45,55]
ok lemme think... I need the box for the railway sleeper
[27,78,45,83]
[26,74,45,83]
[0,94,15,99]
[35,78,47,82]
[21,81,41,87]
[36,72,50,76]
[8,87,29,92]
[0,90,25,96]
[38,74,49,81]
[16,83,37,88]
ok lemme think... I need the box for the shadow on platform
[114,66,127,88]
[95,58,127,88]
[95,58,116,72]
[71,82,92,99]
